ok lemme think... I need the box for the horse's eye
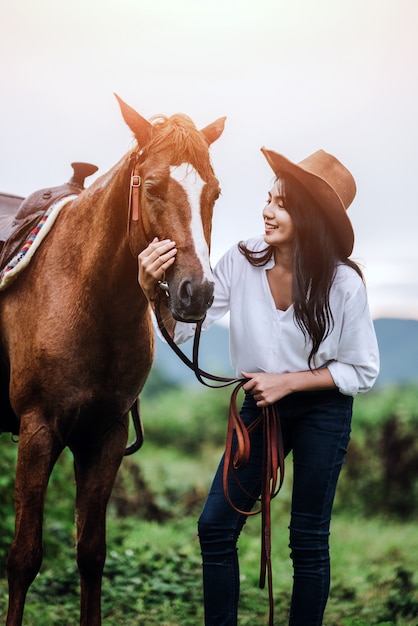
[144,182,163,200]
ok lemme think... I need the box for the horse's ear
[114,93,152,146]
[200,116,226,145]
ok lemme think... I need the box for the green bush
[377,566,418,622]
[0,436,17,573]
[336,386,418,518]
[139,384,234,452]
[0,440,76,574]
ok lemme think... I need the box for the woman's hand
[242,372,292,407]
[137,237,177,301]
[242,368,336,407]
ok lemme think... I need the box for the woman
[138,147,380,625]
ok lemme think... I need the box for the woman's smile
[264,222,278,233]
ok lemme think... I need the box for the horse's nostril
[179,279,193,307]
[175,278,214,319]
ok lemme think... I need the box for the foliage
[335,385,418,517]
[377,566,418,622]
[1,384,418,624]
[0,436,17,572]
[1,514,417,625]
[16,531,204,625]
[140,384,233,452]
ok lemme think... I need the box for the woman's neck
[272,245,293,272]
[267,246,294,311]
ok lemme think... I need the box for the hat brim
[260,147,355,257]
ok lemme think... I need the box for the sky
[0,0,417,320]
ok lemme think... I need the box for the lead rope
[153,288,285,626]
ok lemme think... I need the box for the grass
[2,502,416,625]
[1,384,418,624]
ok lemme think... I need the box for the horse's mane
[144,114,214,176]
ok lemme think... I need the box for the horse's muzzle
[170,277,215,322]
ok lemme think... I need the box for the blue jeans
[198,389,353,626]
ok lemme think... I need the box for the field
[1,384,417,625]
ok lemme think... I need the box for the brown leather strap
[260,404,285,626]
[126,154,151,258]
[124,398,144,456]
[222,386,284,626]
[130,162,141,222]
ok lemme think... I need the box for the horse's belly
[0,295,155,423]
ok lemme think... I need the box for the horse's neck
[57,158,145,300]
[74,157,137,258]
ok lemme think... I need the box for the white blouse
[173,237,380,396]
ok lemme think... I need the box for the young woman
[138,147,380,625]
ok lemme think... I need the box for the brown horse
[0,95,225,625]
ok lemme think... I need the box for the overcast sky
[1,0,417,320]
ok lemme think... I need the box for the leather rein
[152,287,285,626]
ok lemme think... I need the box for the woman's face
[263,180,295,248]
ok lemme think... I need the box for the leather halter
[127,152,148,256]
[129,159,141,223]
[153,289,284,626]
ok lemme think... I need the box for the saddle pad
[0,194,77,292]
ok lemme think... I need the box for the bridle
[126,150,149,257]
[153,286,285,626]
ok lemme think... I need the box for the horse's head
[116,95,225,322]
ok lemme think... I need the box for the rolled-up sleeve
[327,277,380,395]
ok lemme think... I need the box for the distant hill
[373,318,418,387]
[151,318,418,389]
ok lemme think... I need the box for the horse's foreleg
[6,419,61,626]
[73,418,128,626]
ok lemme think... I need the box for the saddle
[0,162,98,272]
[0,163,98,437]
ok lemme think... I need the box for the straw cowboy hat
[260,147,356,257]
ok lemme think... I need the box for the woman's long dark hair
[238,173,363,367]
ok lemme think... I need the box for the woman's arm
[242,368,336,407]
[327,271,379,395]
